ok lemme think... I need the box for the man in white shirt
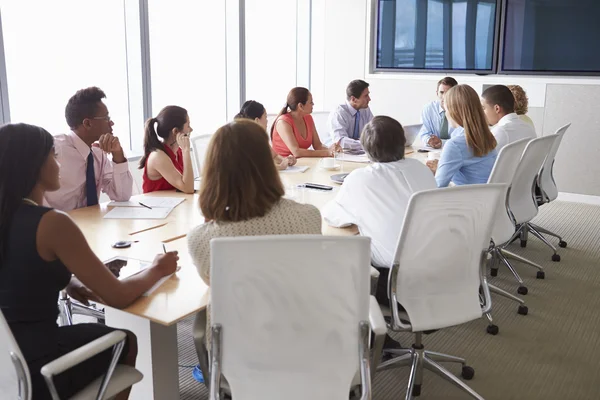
[45,87,133,211]
[326,79,374,152]
[481,85,537,150]
[322,116,437,304]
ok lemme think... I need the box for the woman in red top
[271,87,339,158]
[139,105,195,193]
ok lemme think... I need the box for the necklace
[22,198,38,206]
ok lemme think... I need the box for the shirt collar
[437,101,445,115]
[345,100,359,116]
[497,113,520,127]
[68,130,92,160]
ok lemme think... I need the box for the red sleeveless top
[142,145,184,193]
[271,113,315,157]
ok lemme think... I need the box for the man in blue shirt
[326,79,374,152]
[416,77,461,148]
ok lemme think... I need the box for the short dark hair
[346,80,369,100]
[360,116,406,163]
[482,85,515,114]
[437,77,458,88]
[65,87,107,129]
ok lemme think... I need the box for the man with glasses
[45,86,133,211]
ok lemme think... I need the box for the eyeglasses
[92,115,112,122]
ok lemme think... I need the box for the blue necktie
[353,110,361,139]
[86,151,98,206]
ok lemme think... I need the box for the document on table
[280,165,309,173]
[107,197,185,208]
[142,267,181,297]
[103,206,173,219]
[337,153,370,163]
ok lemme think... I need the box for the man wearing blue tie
[416,77,461,149]
[326,80,374,152]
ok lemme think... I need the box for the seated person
[416,77,462,148]
[187,119,322,345]
[426,85,498,187]
[0,123,178,400]
[326,79,374,151]
[234,100,297,170]
[481,85,536,150]
[322,116,437,305]
[508,84,535,128]
[45,87,133,211]
[139,105,195,194]
[271,87,340,158]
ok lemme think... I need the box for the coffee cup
[322,157,335,168]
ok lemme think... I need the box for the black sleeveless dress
[0,204,129,399]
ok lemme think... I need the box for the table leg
[104,307,179,400]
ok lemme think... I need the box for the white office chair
[506,135,560,262]
[208,235,384,400]
[531,123,571,248]
[486,138,546,296]
[376,184,505,400]
[191,134,213,178]
[0,309,142,400]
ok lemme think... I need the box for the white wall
[312,0,600,196]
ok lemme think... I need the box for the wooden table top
[69,147,426,325]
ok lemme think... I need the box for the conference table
[68,147,427,399]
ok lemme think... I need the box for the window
[148,0,227,135]
[375,0,499,72]
[245,0,297,114]
[2,1,131,142]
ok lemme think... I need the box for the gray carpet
[176,200,600,399]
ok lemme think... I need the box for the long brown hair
[200,120,284,222]
[444,85,497,157]
[138,105,188,169]
[269,87,310,138]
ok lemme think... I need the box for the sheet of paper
[103,207,172,220]
[280,165,309,173]
[142,267,181,297]
[108,197,185,208]
[337,153,370,163]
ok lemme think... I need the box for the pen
[163,244,167,254]
[139,202,152,209]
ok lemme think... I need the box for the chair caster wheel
[490,268,498,277]
[517,286,528,295]
[486,324,499,335]
[518,305,528,315]
[552,254,561,262]
[536,271,545,279]
[461,366,475,380]
[559,240,567,248]
[412,384,422,396]
[520,240,527,248]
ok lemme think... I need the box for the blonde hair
[444,85,497,157]
[507,85,529,115]
[200,120,284,222]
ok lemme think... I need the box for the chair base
[377,333,484,400]
[58,291,105,326]
[514,223,562,262]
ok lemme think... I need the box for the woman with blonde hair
[426,84,497,187]
[507,85,535,127]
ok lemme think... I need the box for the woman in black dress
[0,123,179,400]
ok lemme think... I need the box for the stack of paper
[104,196,185,220]
[280,165,309,173]
[337,153,370,163]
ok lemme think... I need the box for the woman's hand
[151,251,179,277]
[327,142,342,157]
[176,132,191,152]
[287,155,297,166]
[66,276,103,305]
[426,159,439,174]
[276,157,289,170]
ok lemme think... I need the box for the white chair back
[391,184,506,332]
[488,138,530,245]
[538,123,571,202]
[0,309,31,400]
[210,235,371,400]
[191,134,212,178]
[508,135,556,225]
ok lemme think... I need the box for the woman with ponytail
[271,87,340,158]
[138,105,195,193]
[235,100,297,170]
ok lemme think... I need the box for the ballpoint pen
[163,244,167,254]
[139,202,152,209]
